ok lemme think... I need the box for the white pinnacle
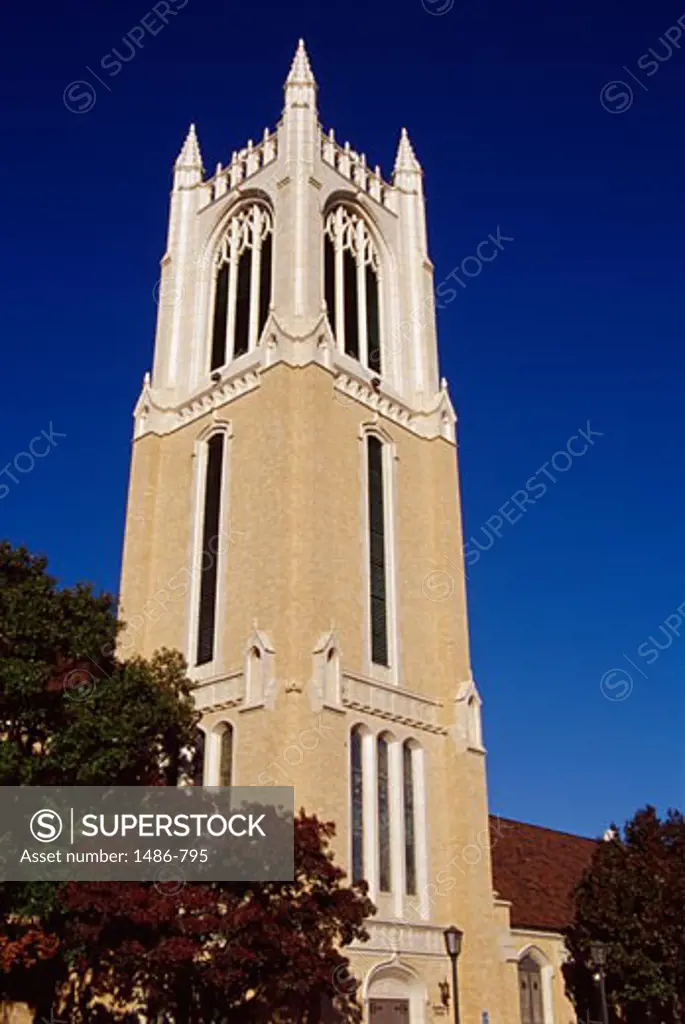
[394,127,421,173]
[286,38,315,86]
[175,122,203,169]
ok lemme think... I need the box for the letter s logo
[30,809,64,843]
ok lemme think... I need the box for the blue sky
[1,0,683,837]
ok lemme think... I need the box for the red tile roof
[489,815,598,933]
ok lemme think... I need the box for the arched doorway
[365,961,425,1024]
[518,953,545,1024]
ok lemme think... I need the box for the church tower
[119,41,521,1024]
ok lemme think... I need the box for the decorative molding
[192,670,244,713]
[350,920,447,959]
[309,628,343,711]
[342,672,444,734]
[451,678,485,754]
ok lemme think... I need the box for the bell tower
[119,40,519,1024]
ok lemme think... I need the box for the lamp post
[590,942,609,1024]
[443,926,463,1024]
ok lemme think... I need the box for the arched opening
[518,954,545,1024]
[402,739,417,896]
[210,202,273,370]
[218,722,233,787]
[365,961,426,1023]
[324,204,382,374]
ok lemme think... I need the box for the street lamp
[590,942,609,1024]
[443,926,463,1024]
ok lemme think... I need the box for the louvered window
[196,434,224,666]
[367,436,388,666]
[210,203,273,370]
[350,726,364,883]
[324,205,382,374]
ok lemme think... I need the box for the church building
[117,40,593,1024]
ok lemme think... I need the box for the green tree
[0,542,199,1018]
[565,806,685,1024]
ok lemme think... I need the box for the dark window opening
[258,233,272,343]
[324,234,336,338]
[343,248,359,359]
[220,725,233,787]
[210,262,229,371]
[368,436,388,666]
[233,248,252,358]
[366,265,381,375]
[351,727,364,883]
[196,433,224,666]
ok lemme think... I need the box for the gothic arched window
[219,723,233,787]
[377,733,392,892]
[196,433,225,666]
[210,202,273,370]
[403,741,417,896]
[367,435,389,667]
[324,205,382,375]
[350,726,364,883]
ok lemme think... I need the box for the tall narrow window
[324,205,382,373]
[219,724,233,787]
[367,436,388,666]
[403,742,416,895]
[210,262,229,371]
[196,433,224,666]
[192,729,205,786]
[377,734,391,892]
[233,248,252,358]
[350,726,364,883]
[366,265,381,375]
[210,202,273,370]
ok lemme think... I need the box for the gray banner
[0,787,293,882]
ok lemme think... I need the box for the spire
[394,127,421,176]
[286,38,315,87]
[284,39,317,115]
[173,123,203,189]
[175,123,203,170]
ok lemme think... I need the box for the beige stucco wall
[117,359,531,1024]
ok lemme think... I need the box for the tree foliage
[0,543,374,1022]
[565,805,685,1024]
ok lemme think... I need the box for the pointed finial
[175,122,203,169]
[394,127,421,174]
[286,38,316,86]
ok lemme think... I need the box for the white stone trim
[360,425,400,686]
[309,629,344,711]
[514,941,557,1024]
[352,920,447,959]
[451,679,485,754]
[342,672,444,734]
[362,958,428,1024]
[192,669,244,713]
[242,626,276,709]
